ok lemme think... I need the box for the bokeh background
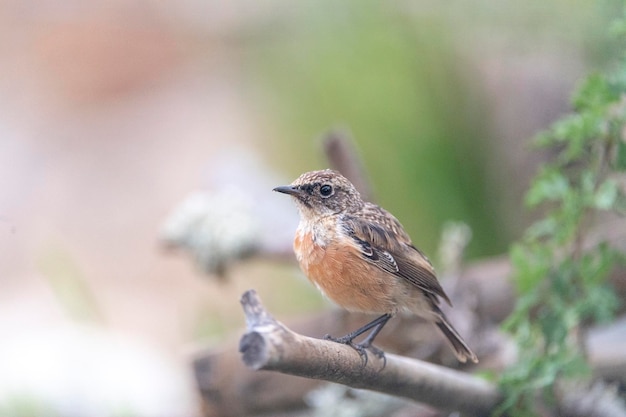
[0,0,620,415]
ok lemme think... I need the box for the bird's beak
[273,185,301,196]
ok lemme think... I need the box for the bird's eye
[319,184,333,197]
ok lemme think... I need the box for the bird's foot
[324,333,352,344]
[366,344,387,369]
[324,334,386,368]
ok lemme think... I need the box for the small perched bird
[273,169,478,364]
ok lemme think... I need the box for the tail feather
[435,316,478,364]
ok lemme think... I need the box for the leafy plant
[496,4,626,415]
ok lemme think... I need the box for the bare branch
[238,289,502,416]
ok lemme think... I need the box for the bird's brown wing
[343,208,452,306]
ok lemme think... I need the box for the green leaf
[535,130,556,147]
[525,217,558,240]
[572,73,615,112]
[612,190,626,214]
[578,284,620,323]
[510,244,551,293]
[593,179,619,210]
[548,112,604,163]
[525,169,570,207]
[579,243,615,285]
[610,18,626,38]
[615,139,626,171]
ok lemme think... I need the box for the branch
[238,289,502,416]
[322,128,372,201]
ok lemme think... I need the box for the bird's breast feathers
[293,217,397,313]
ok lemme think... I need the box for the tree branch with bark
[238,289,502,416]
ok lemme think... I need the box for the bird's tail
[435,314,478,364]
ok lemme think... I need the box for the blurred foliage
[37,246,104,324]
[497,3,626,415]
[0,395,59,417]
[246,0,618,260]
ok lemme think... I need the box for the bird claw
[367,344,387,369]
[349,342,387,369]
[349,341,369,366]
[324,334,386,368]
[324,333,351,344]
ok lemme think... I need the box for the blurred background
[0,0,620,415]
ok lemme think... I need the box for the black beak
[273,185,301,196]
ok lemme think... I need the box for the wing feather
[343,207,452,306]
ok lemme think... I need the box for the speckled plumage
[274,169,477,363]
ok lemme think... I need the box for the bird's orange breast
[294,227,396,314]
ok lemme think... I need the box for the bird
[273,169,478,364]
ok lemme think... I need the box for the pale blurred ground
[0,0,617,415]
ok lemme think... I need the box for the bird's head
[273,169,363,218]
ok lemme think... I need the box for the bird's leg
[325,314,391,343]
[324,313,392,366]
